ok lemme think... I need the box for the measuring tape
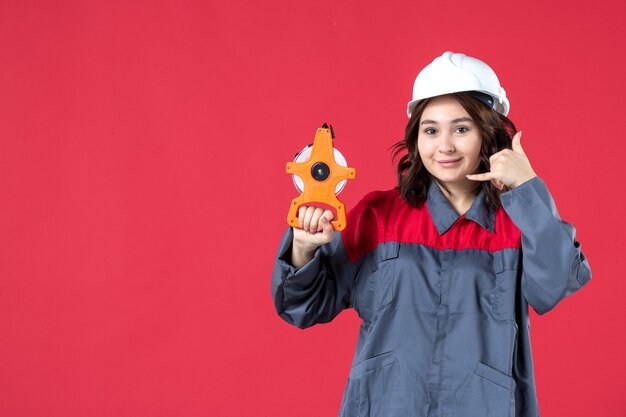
[286,124,356,231]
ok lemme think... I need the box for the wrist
[292,240,317,257]
[513,173,537,188]
[291,242,317,268]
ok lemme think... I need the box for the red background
[1,1,624,416]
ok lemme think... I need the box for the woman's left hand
[466,131,537,189]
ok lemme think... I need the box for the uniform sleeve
[270,227,360,329]
[500,177,592,315]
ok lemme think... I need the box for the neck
[434,179,480,215]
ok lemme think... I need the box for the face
[417,95,482,191]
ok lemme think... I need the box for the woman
[271,52,591,417]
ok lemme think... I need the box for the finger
[302,206,316,233]
[319,210,335,232]
[309,207,325,233]
[512,131,525,155]
[491,179,504,190]
[322,209,335,222]
[320,213,335,238]
[466,172,497,182]
[489,151,506,167]
[297,205,307,229]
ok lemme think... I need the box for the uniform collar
[426,180,495,235]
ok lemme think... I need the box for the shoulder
[351,188,405,216]
[343,188,412,262]
[346,188,410,231]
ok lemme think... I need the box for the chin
[432,173,467,184]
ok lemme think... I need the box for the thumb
[322,209,335,228]
[512,131,525,155]
[320,215,335,239]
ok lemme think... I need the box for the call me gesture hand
[466,131,537,189]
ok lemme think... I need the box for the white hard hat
[407,51,509,117]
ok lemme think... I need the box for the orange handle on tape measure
[286,127,356,231]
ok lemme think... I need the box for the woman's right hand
[291,205,335,268]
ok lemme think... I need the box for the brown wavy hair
[392,92,517,210]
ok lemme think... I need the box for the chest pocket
[371,242,400,311]
[492,250,521,320]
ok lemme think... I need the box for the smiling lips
[436,158,462,167]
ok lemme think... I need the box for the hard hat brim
[406,90,510,118]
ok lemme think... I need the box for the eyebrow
[420,117,474,125]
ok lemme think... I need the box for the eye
[454,126,470,134]
[423,127,437,135]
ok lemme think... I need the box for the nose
[438,133,455,153]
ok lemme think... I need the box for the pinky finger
[466,172,496,182]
